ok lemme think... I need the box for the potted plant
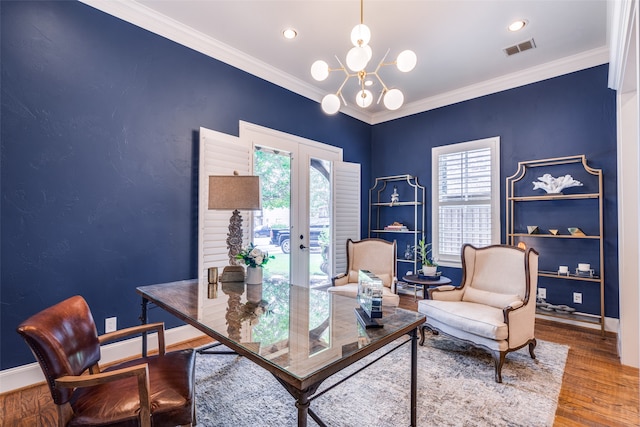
[416,238,438,276]
[236,243,274,284]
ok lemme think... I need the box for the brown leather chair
[16,295,196,427]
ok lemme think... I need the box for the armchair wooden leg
[493,351,506,383]
[528,339,537,359]
[419,324,438,346]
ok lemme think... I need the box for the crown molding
[79,1,609,126]
[372,46,610,125]
[607,0,636,90]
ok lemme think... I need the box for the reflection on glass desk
[136,279,425,427]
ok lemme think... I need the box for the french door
[198,122,360,296]
[241,122,342,286]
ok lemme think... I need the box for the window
[432,137,500,267]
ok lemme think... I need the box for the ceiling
[83,0,610,124]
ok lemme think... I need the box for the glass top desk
[136,279,425,427]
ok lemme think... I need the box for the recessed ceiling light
[508,20,527,32]
[364,80,374,87]
[282,28,298,40]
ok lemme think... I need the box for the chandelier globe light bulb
[321,94,341,114]
[311,60,330,81]
[396,50,417,72]
[346,46,370,72]
[383,88,404,110]
[350,24,371,47]
[355,89,373,108]
[311,1,416,114]
[363,44,372,62]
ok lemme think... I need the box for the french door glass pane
[253,149,291,282]
[309,158,331,287]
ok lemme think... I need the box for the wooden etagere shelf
[506,155,605,335]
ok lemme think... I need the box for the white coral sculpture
[532,174,583,194]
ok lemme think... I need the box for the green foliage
[416,238,437,267]
[254,150,291,209]
[235,243,274,268]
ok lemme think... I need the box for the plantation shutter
[333,162,361,276]
[198,127,252,298]
[433,137,500,266]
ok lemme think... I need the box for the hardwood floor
[2,294,638,426]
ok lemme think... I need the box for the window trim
[431,136,501,268]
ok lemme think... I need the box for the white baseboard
[0,324,205,394]
[536,313,619,333]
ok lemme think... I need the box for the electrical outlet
[573,292,582,304]
[105,317,117,333]
[538,288,546,299]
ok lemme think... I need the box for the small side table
[401,275,452,300]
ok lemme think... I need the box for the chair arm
[391,276,398,293]
[99,322,165,355]
[56,365,152,427]
[332,273,348,286]
[505,300,524,310]
[428,285,464,301]
[504,300,536,348]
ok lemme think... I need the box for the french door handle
[300,244,308,250]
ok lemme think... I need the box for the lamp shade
[208,176,261,210]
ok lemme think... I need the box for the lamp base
[221,265,245,282]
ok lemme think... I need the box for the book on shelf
[384,222,408,231]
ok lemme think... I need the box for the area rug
[194,334,568,426]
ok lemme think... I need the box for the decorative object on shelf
[537,298,576,313]
[575,268,595,278]
[532,173,583,194]
[209,173,262,281]
[404,243,414,260]
[576,263,595,277]
[527,225,540,234]
[517,241,527,249]
[390,186,399,205]
[558,265,569,275]
[310,0,417,114]
[384,221,408,231]
[549,229,559,235]
[568,227,586,236]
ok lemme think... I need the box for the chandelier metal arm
[311,0,416,114]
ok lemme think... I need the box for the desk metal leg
[410,327,418,427]
[140,297,149,357]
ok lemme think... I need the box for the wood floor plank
[1,293,637,426]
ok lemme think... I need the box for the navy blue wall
[0,1,371,369]
[0,1,618,371]
[371,65,618,318]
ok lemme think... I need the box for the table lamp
[209,173,261,281]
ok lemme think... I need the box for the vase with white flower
[416,238,438,277]
[236,243,274,284]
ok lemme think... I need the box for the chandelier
[310,0,417,115]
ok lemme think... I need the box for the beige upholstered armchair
[328,238,400,307]
[418,244,539,382]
